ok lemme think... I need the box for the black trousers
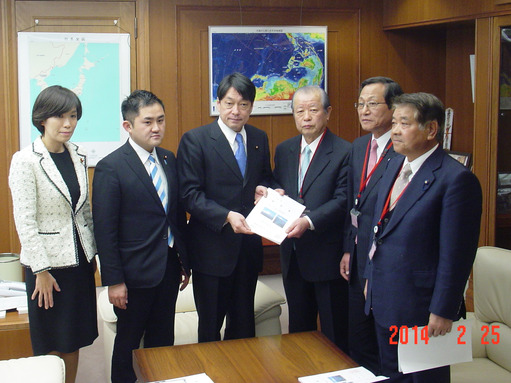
[192,249,259,343]
[283,251,349,353]
[348,270,380,374]
[375,321,450,383]
[111,250,181,383]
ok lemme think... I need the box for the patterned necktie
[148,154,173,246]
[367,139,379,176]
[235,133,246,177]
[390,163,412,209]
[299,145,312,191]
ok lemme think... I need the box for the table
[0,311,32,360]
[133,331,357,382]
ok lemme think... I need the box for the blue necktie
[149,154,173,246]
[235,133,246,177]
[299,145,311,191]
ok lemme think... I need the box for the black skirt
[25,244,98,355]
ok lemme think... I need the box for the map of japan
[210,27,327,115]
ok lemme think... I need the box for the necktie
[299,145,312,191]
[148,154,173,246]
[367,139,379,176]
[235,133,246,177]
[390,163,412,208]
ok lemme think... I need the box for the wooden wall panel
[383,0,511,29]
[444,25,476,154]
[149,3,360,155]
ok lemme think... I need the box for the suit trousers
[348,268,380,375]
[375,321,450,382]
[192,246,259,343]
[111,249,181,383]
[283,250,349,353]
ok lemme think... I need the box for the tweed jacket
[9,137,97,273]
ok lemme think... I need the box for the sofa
[451,246,511,382]
[0,355,65,383]
[98,279,286,382]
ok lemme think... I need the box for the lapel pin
[255,145,259,150]
[163,155,168,165]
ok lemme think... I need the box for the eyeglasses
[221,100,252,111]
[354,101,387,110]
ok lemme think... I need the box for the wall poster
[209,26,327,115]
[18,32,131,166]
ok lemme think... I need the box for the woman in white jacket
[9,85,98,383]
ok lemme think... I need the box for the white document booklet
[245,188,306,245]
[299,366,388,383]
[398,318,473,374]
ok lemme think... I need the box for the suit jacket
[177,120,273,277]
[9,137,97,273]
[365,146,482,328]
[92,141,188,288]
[273,129,351,282]
[343,134,400,287]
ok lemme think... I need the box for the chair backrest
[474,246,511,326]
[473,246,511,371]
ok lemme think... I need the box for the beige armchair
[0,355,65,383]
[451,246,511,382]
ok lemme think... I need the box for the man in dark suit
[177,73,272,342]
[271,85,351,352]
[340,77,403,373]
[93,90,189,383]
[365,93,482,382]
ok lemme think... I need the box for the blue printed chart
[17,32,131,165]
[209,26,327,115]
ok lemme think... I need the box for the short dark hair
[360,77,403,108]
[392,92,445,142]
[32,85,82,134]
[217,72,256,103]
[291,85,331,111]
[121,90,165,125]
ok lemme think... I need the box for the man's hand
[340,252,350,281]
[180,270,190,291]
[226,211,253,234]
[286,216,310,238]
[32,271,61,309]
[108,283,128,310]
[255,185,268,204]
[254,186,285,204]
[428,313,453,337]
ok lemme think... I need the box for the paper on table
[298,366,388,383]
[246,188,305,245]
[398,318,473,374]
[149,372,214,383]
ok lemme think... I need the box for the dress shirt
[128,137,173,247]
[374,130,392,159]
[218,118,247,156]
[299,133,324,231]
[403,144,439,181]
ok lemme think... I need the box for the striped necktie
[148,154,173,246]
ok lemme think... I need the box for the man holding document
[364,93,482,382]
[264,85,351,351]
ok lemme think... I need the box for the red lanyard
[356,140,393,204]
[377,162,410,225]
[299,129,327,199]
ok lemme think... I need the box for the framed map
[209,26,327,115]
[17,32,131,166]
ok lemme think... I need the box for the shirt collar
[300,131,324,155]
[128,137,159,165]
[217,118,246,148]
[373,130,392,158]
[404,144,439,178]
